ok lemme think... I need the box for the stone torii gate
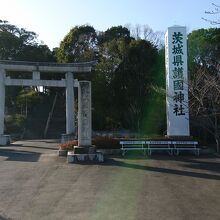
[0,60,95,145]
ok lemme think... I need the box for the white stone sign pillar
[165,26,190,136]
[65,72,75,135]
[78,81,92,146]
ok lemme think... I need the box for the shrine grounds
[0,140,219,220]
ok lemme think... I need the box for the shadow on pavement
[11,145,58,151]
[0,149,41,162]
[0,214,12,220]
[103,157,220,181]
[23,139,59,144]
[150,155,220,174]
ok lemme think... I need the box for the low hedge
[59,137,121,150]
[93,137,120,149]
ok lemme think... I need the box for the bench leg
[174,149,179,156]
[195,149,200,156]
[168,149,173,155]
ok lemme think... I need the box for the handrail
[44,93,58,138]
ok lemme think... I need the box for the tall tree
[56,24,161,131]
[0,19,56,135]
[0,19,54,61]
[56,25,97,63]
[112,39,157,130]
[92,26,132,129]
[189,67,220,153]
[125,24,164,48]
[99,25,131,43]
[188,28,220,74]
[185,28,220,151]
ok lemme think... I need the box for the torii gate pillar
[0,68,10,145]
[65,72,75,135]
[0,69,5,135]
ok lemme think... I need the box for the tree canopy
[0,20,168,137]
[56,25,97,63]
[0,20,54,61]
[188,28,220,74]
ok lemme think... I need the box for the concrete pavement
[0,140,219,220]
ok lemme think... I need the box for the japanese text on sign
[172,32,185,116]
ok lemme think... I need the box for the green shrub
[5,114,26,133]
[15,114,26,127]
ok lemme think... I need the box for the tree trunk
[213,104,219,153]
[215,135,220,153]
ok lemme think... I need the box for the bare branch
[203,2,220,24]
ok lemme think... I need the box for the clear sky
[0,0,216,49]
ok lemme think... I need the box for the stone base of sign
[67,149,104,163]
[61,134,75,143]
[74,145,96,154]
[165,135,194,140]
[0,135,11,146]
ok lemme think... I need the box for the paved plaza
[0,140,219,220]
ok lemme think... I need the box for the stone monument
[165,26,190,137]
[67,81,104,163]
[78,81,92,146]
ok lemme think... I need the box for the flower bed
[59,140,78,151]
